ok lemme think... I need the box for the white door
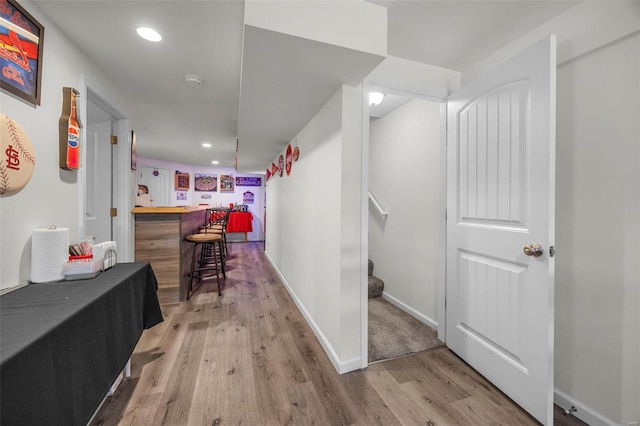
[446,35,556,424]
[85,119,113,244]
[139,166,170,206]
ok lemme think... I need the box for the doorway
[366,88,446,363]
[85,95,116,244]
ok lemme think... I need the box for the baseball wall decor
[1,113,35,195]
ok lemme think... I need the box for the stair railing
[368,190,388,218]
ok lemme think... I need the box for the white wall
[461,7,640,425]
[555,32,640,425]
[368,99,442,327]
[0,1,132,290]
[137,157,266,242]
[265,85,364,372]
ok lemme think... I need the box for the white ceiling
[32,0,578,173]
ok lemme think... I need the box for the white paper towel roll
[31,226,69,283]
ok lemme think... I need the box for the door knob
[523,244,544,257]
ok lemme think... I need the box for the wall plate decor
[1,113,35,195]
[285,144,292,176]
[194,173,217,191]
[293,145,300,161]
[0,0,44,106]
[58,87,81,170]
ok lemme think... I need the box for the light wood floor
[92,242,585,426]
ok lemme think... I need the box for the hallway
[92,242,582,425]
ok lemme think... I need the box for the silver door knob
[523,244,544,257]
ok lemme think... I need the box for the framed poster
[0,0,45,106]
[219,174,234,192]
[194,173,217,192]
[131,130,137,170]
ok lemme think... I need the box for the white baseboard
[381,292,439,331]
[555,388,619,426]
[264,251,360,374]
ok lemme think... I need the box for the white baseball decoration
[1,114,35,196]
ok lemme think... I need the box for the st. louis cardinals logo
[1,114,35,196]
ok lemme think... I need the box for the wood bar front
[133,207,206,302]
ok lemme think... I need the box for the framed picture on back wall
[219,175,234,192]
[0,0,45,106]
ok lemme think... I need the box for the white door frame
[79,76,133,262]
[360,79,450,368]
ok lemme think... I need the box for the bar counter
[132,206,206,302]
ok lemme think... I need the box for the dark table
[0,262,163,425]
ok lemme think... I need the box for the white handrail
[368,191,388,217]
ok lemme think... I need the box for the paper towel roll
[31,226,69,283]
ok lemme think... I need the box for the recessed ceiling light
[136,27,162,42]
[369,92,385,106]
[211,160,219,165]
[202,143,212,148]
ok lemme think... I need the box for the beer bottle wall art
[59,87,82,170]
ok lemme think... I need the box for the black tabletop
[1,262,163,425]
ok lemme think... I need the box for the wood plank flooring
[91,242,586,426]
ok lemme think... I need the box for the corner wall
[1,1,132,290]
[265,85,364,372]
[555,32,639,425]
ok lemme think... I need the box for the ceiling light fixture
[136,27,162,42]
[211,160,219,165]
[185,74,202,87]
[202,143,212,148]
[369,92,385,106]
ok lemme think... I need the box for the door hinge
[110,208,117,217]
[549,246,555,257]
[110,135,117,145]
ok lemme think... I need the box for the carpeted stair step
[368,275,384,298]
[368,259,384,298]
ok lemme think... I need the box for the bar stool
[185,232,225,299]
[200,208,231,256]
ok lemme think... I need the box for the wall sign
[243,191,254,204]
[236,176,261,186]
[58,87,81,170]
[0,0,45,106]
[278,154,284,177]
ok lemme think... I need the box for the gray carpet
[368,297,444,363]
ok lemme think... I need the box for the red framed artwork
[0,0,45,106]
[131,130,137,170]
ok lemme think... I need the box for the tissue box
[63,258,103,280]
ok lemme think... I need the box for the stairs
[368,259,384,298]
